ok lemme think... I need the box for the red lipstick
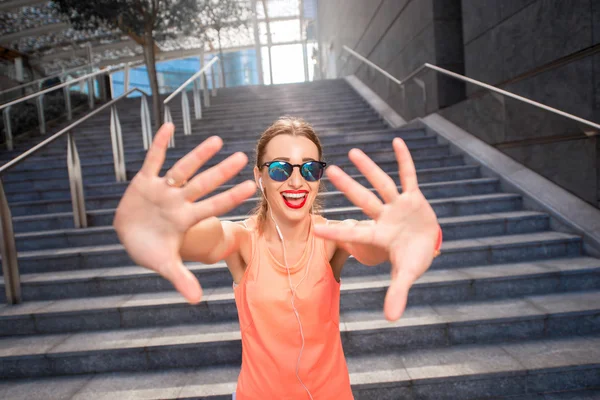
[281,190,308,209]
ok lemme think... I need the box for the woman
[113,117,442,399]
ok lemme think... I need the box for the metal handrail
[1,60,143,151]
[0,62,95,97]
[1,67,113,111]
[164,57,219,103]
[342,45,600,133]
[163,57,221,147]
[0,87,152,305]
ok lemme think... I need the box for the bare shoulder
[223,218,255,259]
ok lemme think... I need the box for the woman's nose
[288,168,303,187]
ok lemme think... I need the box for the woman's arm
[328,219,386,266]
[331,219,442,267]
[113,124,256,304]
[179,217,246,265]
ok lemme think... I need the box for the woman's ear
[253,166,262,193]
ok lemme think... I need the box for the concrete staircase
[0,79,599,399]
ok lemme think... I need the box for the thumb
[163,258,203,304]
[383,277,411,322]
[384,237,431,321]
[383,270,417,322]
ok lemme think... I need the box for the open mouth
[281,190,308,209]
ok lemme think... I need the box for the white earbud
[259,177,264,192]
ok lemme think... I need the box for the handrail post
[98,76,107,102]
[193,78,202,119]
[163,105,175,148]
[140,94,152,150]
[211,64,217,97]
[109,105,127,182]
[108,73,115,99]
[66,131,88,228]
[124,64,130,92]
[164,104,173,124]
[218,60,224,89]
[87,77,95,110]
[414,78,427,116]
[181,91,192,136]
[36,95,46,134]
[3,107,13,151]
[161,57,218,145]
[0,177,21,304]
[63,85,72,121]
[202,72,210,107]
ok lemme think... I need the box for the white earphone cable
[263,178,315,400]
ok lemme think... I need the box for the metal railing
[163,57,222,148]
[0,87,151,305]
[0,61,142,151]
[111,65,252,95]
[342,45,600,134]
[0,63,95,101]
[118,61,147,94]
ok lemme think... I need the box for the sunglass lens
[268,161,292,182]
[302,161,324,181]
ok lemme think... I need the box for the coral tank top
[232,215,354,399]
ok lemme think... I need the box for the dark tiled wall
[456,0,600,206]
[462,0,599,122]
[318,0,600,206]
[318,0,465,120]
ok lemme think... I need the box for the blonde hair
[253,116,325,230]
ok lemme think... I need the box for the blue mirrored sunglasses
[260,160,327,182]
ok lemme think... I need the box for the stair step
[8,190,522,236]
[10,208,548,260]
[0,290,599,379]
[5,184,527,262]
[5,152,467,203]
[9,163,477,217]
[12,244,597,291]
[2,134,438,185]
[494,389,600,399]
[3,140,450,185]
[0,335,597,399]
[3,128,427,168]
[1,255,597,336]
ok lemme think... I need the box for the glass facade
[108,0,319,96]
[110,48,261,97]
[207,49,259,88]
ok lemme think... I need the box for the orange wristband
[433,225,442,258]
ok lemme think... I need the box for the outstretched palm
[113,123,256,304]
[314,138,441,322]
